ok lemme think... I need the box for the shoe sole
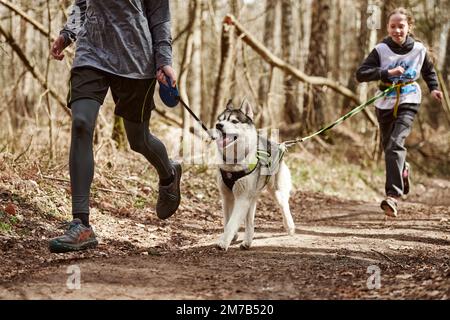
[381,201,397,218]
[49,238,98,254]
[157,162,182,220]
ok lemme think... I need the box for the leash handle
[158,73,180,108]
[163,74,175,89]
[160,74,179,96]
[159,73,215,140]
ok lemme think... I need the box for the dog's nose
[215,123,223,130]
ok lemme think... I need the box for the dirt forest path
[1,184,449,300]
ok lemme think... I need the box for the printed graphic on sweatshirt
[386,60,418,97]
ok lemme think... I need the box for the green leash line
[282,84,400,148]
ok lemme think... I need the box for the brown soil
[1,168,449,300]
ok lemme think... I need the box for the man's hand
[157,65,177,87]
[431,90,443,102]
[388,66,405,77]
[50,35,67,60]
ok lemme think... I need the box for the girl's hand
[431,90,443,102]
[388,66,405,77]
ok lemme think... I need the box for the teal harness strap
[221,139,287,191]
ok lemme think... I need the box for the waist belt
[379,81,415,118]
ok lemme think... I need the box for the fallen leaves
[4,203,17,216]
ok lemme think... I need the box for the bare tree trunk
[443,26,450,90]
[343,0,369,112]
[200,0,209,123]
[302,0,331,131]
[228,0,240,101]
[281,0,299,124]
[184,0,203,163]
[257,0,277,126]
[210,16,235,126]
[188,0,202,121]
[45,0,54,160]
[331,0,341,82]
[179,1,198,137]
[9,7,17,129]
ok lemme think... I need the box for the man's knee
[125,123,153,154]
[72,115,95,137]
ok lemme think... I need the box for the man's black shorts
[67,67,156,123]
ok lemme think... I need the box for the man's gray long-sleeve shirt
[61,0,172,79]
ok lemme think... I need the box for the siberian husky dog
[214,99,296,251]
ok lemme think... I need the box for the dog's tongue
[217,136,232,148]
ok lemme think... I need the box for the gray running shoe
[49,219,98,253]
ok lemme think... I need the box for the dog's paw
[284,224,296,236]
[216,240,229,251]
[240,242,251,250]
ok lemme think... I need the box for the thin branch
[224,14,377,126]
[241,42,259,105]
[173,23,190,44]
[0,25,71,116]
[45,0,54,160]
[13,135,33,162]
[436,69,450,126]
[371,249,406,269]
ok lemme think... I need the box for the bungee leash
[159,74,407,149]
[282,83,403,148]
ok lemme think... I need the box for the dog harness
[220,137,286,191]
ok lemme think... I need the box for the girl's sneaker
[381,196,398,217]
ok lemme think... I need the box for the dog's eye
[231,120,239,124]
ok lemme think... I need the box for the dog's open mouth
[216,133,239,149]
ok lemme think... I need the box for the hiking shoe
[156,160,182,220]
[380,196,398,217]
[49,219,98,253]
[403,162,410,195]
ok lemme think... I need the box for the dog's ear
[225,99,234,110]
[240,98,254,119]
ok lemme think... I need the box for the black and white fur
[214,99,295,251]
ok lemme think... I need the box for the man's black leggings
[70,98,173,215]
